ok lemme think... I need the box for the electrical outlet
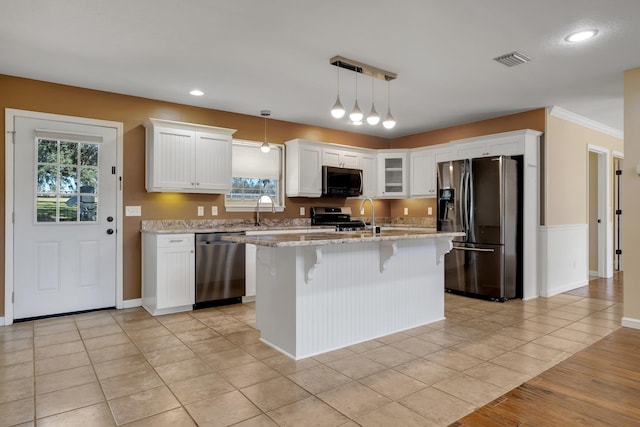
[125,206,141,216]
[300,207,305,216]
[360,208,365,215]
[403,207,409,216]
[427,207,433,216]
[211,206,218,216]
[197,206,204,216]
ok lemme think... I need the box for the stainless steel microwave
[322,166,363,197]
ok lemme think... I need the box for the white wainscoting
[538,224,588,297]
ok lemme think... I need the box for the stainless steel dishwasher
[195,232,246,308]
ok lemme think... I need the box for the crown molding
[548,106,623,139]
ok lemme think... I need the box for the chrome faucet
[256,194,276,226]
[359,197,376,231]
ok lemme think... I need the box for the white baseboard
[622,317,640,329]
[0,317,4,326]
[540,279,588,297]
[122,298,142,309]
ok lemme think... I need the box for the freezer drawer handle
[452,246,495,253]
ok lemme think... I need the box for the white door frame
[587,144,613,278]
[613,150,624,272]
[4,109,124,325]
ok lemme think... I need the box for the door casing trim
[4,108,124,325]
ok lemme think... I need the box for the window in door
[36,138,99,223]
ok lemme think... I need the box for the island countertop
[222,229,464,247]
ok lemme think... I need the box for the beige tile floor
[0,292,622,426]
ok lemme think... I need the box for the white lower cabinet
[142,233,195,315]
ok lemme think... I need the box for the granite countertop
[221,229,464,247]
[140,219,437,235]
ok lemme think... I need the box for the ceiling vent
[493,51,532,67]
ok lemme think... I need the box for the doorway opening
[587,145,612,279]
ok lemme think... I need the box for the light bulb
[350,101,363,122]
[331,95,345,118]
[382,110,396,129]
[367,106,380,125]
[351,120,364,126]
[261,141,270,153]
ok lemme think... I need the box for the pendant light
[329,56,397,128]
[382,80,396,129]
[349,72,364,123]
[366,77,380,125]
[260,110,271,153]
[330,66,346,118]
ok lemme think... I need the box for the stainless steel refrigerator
[437,156,519,301]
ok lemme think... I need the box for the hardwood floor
[565,271,624,303]
[452,272,637,426]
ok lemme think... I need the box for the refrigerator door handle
[452,246,495,253]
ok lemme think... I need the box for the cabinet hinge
[11,292,14,303]
[112,166,116,175]
[616,209,622,215]
[7,130,16,144]
[615,169,622,176]
[616,249,623,255]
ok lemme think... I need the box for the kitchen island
[224,229,463,359]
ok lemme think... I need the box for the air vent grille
[494,51,532,67]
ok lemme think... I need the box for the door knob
[107,216,114,222]
[107,229,114,235]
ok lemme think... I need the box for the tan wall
[588,152,598,272]
[544,113,623,226]
[623,68,640,321]
[392,109,545,148]
[0,75,390,313]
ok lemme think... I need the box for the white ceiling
[1,0,638,138]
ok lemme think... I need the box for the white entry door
[12,115,118,319]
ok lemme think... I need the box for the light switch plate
[428,207,433,216]
[403,207,409,215]
[211,206,218,216]
[300,207,305,216]
[125,206,141,216]
[197,206,204,216]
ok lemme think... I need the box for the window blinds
[232,143,281,180]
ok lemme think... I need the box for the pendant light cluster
[330,56,397,129]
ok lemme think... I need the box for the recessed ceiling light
[565,29,598,43]
[189,89,204,96]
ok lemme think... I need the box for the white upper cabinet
[453,133,525,160]
[285,139,323,197]
[377,151,408,198]
[360,152,378,198]
[145,118,236,193]
[410,148,437,197]
[322,147,360,168]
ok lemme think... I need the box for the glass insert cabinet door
[36,138,99,223]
